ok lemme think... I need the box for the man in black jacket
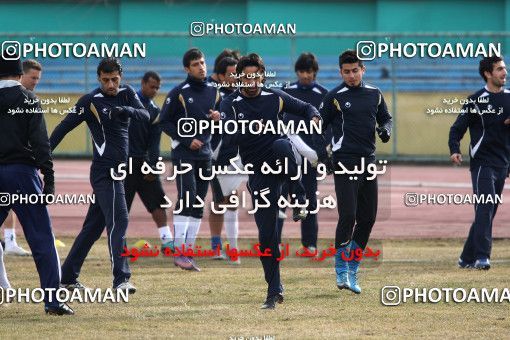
[2,58,44,256]
[220,53,321,309]
[125,71,174,252]
[51,58,149,293]
[160,48,221,272]
[0,54,73,315]
[317,50,392,294]
[449,56,510,270]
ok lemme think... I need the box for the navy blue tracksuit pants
[248,139,305,297]
[0,164,60,308]
[297,161,318,247]
[279,161,318,247]
[173,159,212,219]
[334,168,378,250]
[460,165,507,262]
[61,165,130,287]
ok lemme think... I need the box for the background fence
[2,0,510,161]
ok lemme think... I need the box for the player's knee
[272,139,291,156]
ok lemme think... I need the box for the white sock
[185,217,202,249]
[4,228,16,248]
[173,215,189,249]
[224,210,239,250]
[0,243,11,288]
[158,225,173,244]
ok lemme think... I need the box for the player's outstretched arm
[147,114,162,167]
[275,88,320,120]
[376,91,392,143]
[123,85,149,121]
[448,102,472,156]
[218,97,240,147]
[313,93,336,162]
[49,95,88,151]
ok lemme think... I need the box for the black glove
[376,127,390,143]
[42,176,55,197]
[109,106,129,120]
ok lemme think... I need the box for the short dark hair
[213,49,241,73]
[295,52,319,73]
[339,49,363,69]
[479,56,504,82]
[22,59,42,73]
[97,57,122,76]
[216,57,238,76]
[183,48,204,68]
[236,53,265,76]
[142,71,161,83]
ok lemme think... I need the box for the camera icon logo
[190,22,205,37]
[356,41,376,61]
[381,286,401,306]
[0,193,11,207]
[178,118,197,138]
[1,41,21,60]
[404,193,419,207]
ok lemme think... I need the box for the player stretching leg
[220,53,321,309]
